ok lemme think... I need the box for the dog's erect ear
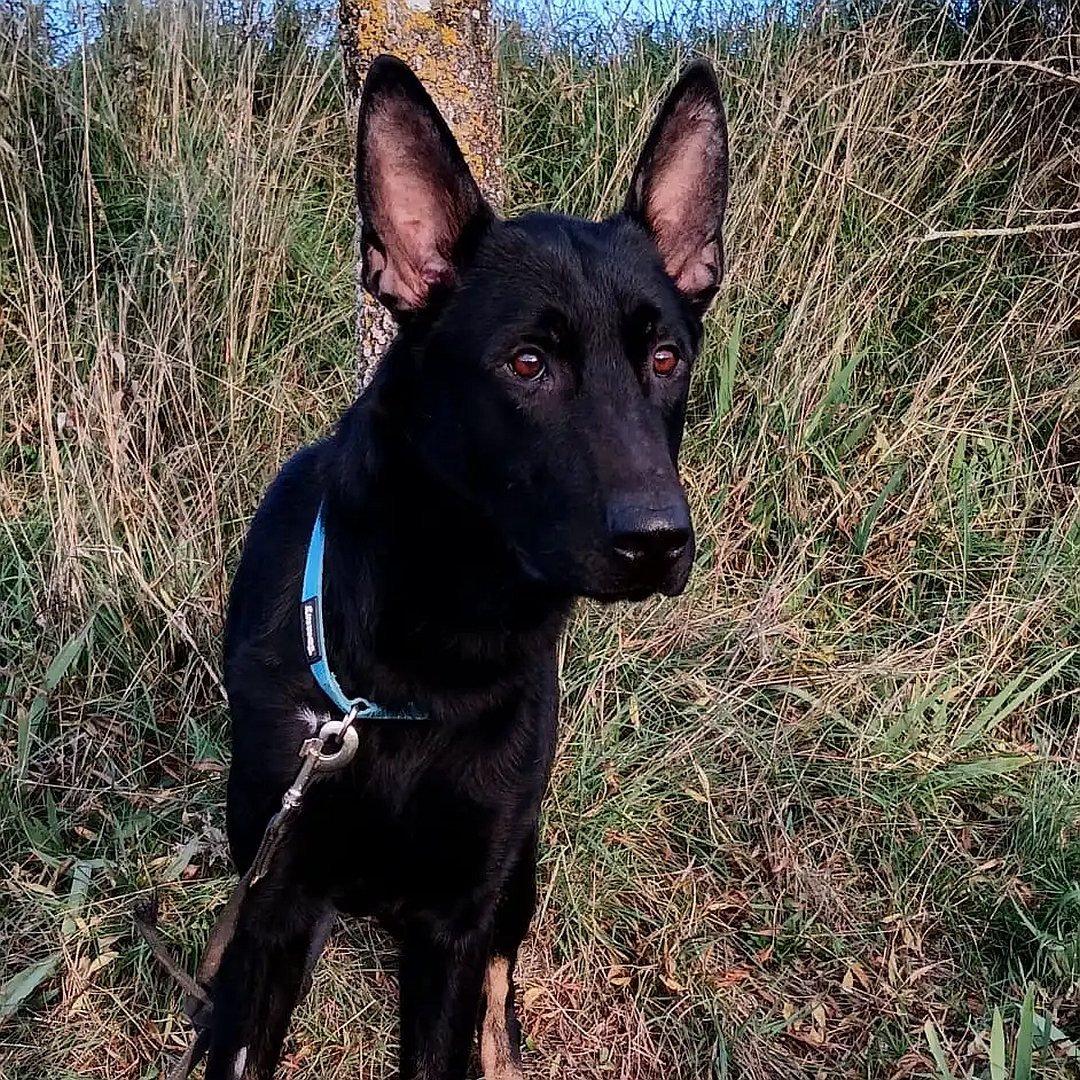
[624,61,729,314]
[356,55,492,315]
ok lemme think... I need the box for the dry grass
[2,2,1079,1078]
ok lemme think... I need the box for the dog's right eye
[508,350,546,381]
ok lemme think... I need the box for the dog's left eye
[652,346,679,377]
[509,350,546,380]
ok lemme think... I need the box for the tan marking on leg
[480,956,524,1079]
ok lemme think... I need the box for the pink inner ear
[646,105,722,294]
[670,238,721,297]
[367,109,457,311]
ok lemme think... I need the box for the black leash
[134,712,362,1079]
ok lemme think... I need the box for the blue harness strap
[301,502,423,721]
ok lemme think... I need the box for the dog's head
[357,56,728,601]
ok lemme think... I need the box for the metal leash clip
[249,707,361,884]
[306,710,361,775]
[293,706,364,797]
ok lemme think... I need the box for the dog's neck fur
[317,341,572,710]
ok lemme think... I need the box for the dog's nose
[607,496,691,571]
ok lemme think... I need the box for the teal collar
[301,502,424,720]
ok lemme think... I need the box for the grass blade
[42,619,93,693]
[924,1019,955,1080]
[17,619,93,775]
[989,1006,1006,1080]
[717,311,740,419]
[954,648,1078,751]
[0,955,61,1019]
[854,461,907,555]
[1015,984,1035,1080]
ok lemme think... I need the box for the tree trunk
[339,0,505,389]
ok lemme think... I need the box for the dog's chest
[292,706,554,917]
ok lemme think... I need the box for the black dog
[208,54,728,1080]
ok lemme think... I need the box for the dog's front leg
[398,918,491,1080]
[204,884,332,1080]
[478,835,537,1080]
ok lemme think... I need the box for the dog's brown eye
[509,350,545,380]
[652,346,679,377]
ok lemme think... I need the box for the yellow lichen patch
[395,21,491,180]
[401,8,439,35]
[352,0,388,59]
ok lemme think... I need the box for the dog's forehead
[479,212,674,307]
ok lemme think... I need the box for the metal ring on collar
[313,718,359,772]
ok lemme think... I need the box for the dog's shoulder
[223,438,330,662]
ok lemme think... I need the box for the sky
[34,0,758,60]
